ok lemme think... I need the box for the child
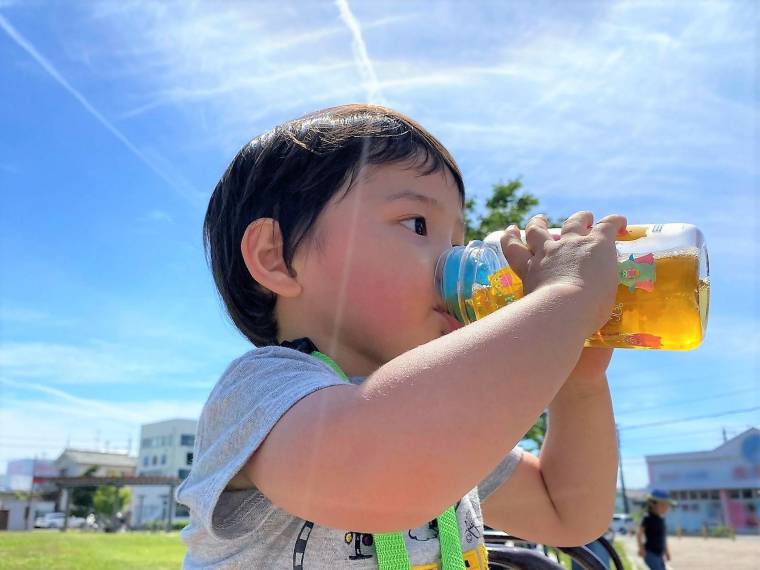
[637,490,674,570]
[176,103,626,569]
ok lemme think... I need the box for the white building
[646,427,760,534]
[52,449,137,520]
[0,491,55,530]
[55,449,137,478]
[133,418,197,526]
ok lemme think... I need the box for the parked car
[34,512,86,529]
[610,513,635,535]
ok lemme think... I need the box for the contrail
[0,14,201,205]
[0,377,144,425]
[335,0,383,103]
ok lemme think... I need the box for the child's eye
[401,217,427,236]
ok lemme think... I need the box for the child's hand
[568,347,613,385]
[501,211,626,335]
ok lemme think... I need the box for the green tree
[70,466,98,517]
[465,178,565,452]
[464,179,538,243]
[93,486,132,517]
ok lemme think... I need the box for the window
[152,455,157,466]
[142,438,152,449]
[699,491,708,500]
[178,468,190,479]
[688,491,698,500]
[181,434,195,447]
[710,490,719,500]
[186,452,193,466]
[161,454,167,465]
[143,456,149,467]
[742,489,752,499]
[175,504,189,517]
[729,490,740,499]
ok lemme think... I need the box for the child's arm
[637,521,646,557]
[242,213,625,535]
[481,348,617,546]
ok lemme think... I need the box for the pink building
[646,427,759,534]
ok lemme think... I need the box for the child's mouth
[436,308,464,334]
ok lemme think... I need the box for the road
[619,534,759,570]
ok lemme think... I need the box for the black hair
[203,103,465,346]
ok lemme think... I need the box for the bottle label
[488,267,520,303]
[618,253,656,292]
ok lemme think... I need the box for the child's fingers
[525,214,551,255]
[594,214,628,241]
[561,211,594,236]
[501,225,531,276]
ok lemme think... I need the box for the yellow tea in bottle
[434,224,709,351]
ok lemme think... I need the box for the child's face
[654,501,670,516]
[288,161,465,375]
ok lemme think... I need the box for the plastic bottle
[434,224,709,350]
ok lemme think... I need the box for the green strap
[373,531,412,568]
[311,351,466,570]
[437,507,466,570]
[312,351,349,381]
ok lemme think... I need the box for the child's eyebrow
[385,190,465,236]
[385,189,442,209]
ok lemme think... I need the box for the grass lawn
[0,531,185,569]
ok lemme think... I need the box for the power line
[611,372,756,395]
[614,387,757,415]
[619,407,760,430]
[619,427,742,444]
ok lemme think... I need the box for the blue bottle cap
[434,241,502,325]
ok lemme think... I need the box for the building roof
[55,449,137,469]
[645,427,759,461]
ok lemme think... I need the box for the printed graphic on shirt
[411,544,489,570]
[291,499,487,569]
[343,531,374,561]
[409,519,439,542]
[462,510,481,546]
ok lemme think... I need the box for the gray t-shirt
[176,346,523,569]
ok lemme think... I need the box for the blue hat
[647,489,676,505]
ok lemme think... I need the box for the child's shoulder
[206,345,346,404]
[221,345,334,381]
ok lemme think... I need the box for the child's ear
[241,219,302,298]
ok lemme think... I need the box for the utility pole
[25,456,36,530]
[616,424,630,514]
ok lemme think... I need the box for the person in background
[637,489,675,570]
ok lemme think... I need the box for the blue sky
[0,0,757,490]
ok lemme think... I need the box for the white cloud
[0,391,204,472]
[0,340,201,385]
[0,305,50,324]
[335,0,383,103]
[139,209,173,223]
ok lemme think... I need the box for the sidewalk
[619,535,760,570]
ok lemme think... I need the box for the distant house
[55,449,137,478]
[0,490,55,531]
[3,458,57,492]
[646,427,760,534]
[133,418,197,527]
